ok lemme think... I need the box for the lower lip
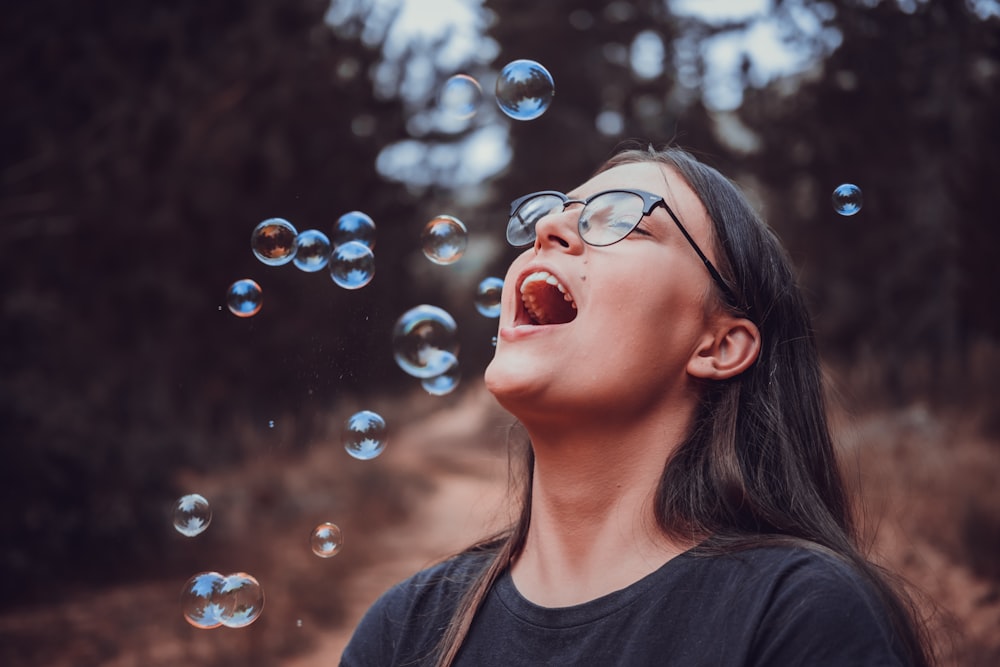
[498,323,568,342]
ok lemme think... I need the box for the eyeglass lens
[507,191,646,247]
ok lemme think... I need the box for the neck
[509,407,696,607]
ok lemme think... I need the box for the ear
[687,317,761,380]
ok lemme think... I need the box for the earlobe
[687,318,761,380]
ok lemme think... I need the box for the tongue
[523,281,577,325]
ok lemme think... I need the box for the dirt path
[286,388,513,665]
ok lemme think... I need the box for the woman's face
[484,161,726,427]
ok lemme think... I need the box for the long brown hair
[433,145,934,666]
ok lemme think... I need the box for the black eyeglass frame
[508,188,740,309]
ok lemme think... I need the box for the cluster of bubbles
[174,493,347,626]
[832,183,863,216]
[226,211,379,317]
[181,571,265,629]
[440,59,555,122]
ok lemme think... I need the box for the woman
[341,145,933,666]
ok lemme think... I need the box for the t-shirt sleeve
[749,552,908,666]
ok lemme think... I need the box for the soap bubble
[495,60,555,121]
[392,305,459,378]
[251,218,298,266]
[440,74,483,119]
[421,215,468,265]
[422,352,460,396]
[226,279,262,318]
[333,211,376,249]
[173,493,212,537]
[310,522,344,558]
[329,240,375,289]
[181,571,225,629]
[217,573,264,628]
[475,277,504,318]
[344,410,388,460]
[293,229,332,272]
[832,183,863,216]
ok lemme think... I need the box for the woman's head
[485,155,761,434]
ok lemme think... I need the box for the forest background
[1,0,998,665]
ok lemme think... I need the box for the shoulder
[691,542,909,666]
[340,550,494,666]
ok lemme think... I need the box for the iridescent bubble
[227,279,262,318]
[344,410,388,461]
[495,59,555,121]
[310,522,344,558]
[392,305,459,379]
[216,572,265,628]
[268,420,275,429]
[475,277,504,318]
[293,229,332,272]
[832,183,863,216]
[333,211,376,249]
[421,215,468,265]
[181,571,225,629]
[329,240,375,290]
[173,493,212,537]
[422,352,460,396]
[251,218,298,266]
[440,74,483,120]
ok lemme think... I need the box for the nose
[533,199,585,253]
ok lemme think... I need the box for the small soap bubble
[268,420,275,429]
[421,215,468,265]
[174,493,212,537]
[293,229,332,272]
[296,619,303,628]
[422,352,460,396]
[344,410,388,460]
[832,183,863,216]
[329,240,375,289]
[310,522,344,558]
[440,74,483,119]
[333,211,376,249]
[181,571,225,629]
[392,305,459,378]
[475,277,504,318]
[252,218,298,266]
[227,279,262,318]
[217,572,264,628]
[495,59,555,121]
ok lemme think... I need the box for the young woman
[340,145,933,666]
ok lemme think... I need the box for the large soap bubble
[333,211,376,249]
[226,279,262,318]
[173,493,211,537]
[421,215,468,265]
[344,410,388,461]
[251,218,298,266]
[293,229,332,272]
[832,183,863,216]
[495,60,555,121]
[329,240,375,289]
[392,305,459,379]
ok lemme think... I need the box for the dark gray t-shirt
[340,545,908,666]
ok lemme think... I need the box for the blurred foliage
[1,0,997,609]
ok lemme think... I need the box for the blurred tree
[0,0,418,606]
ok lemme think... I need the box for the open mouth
[519,271,577,325]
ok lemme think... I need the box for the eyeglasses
[507,188,739,308]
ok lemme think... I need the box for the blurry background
[1,0,998,664]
